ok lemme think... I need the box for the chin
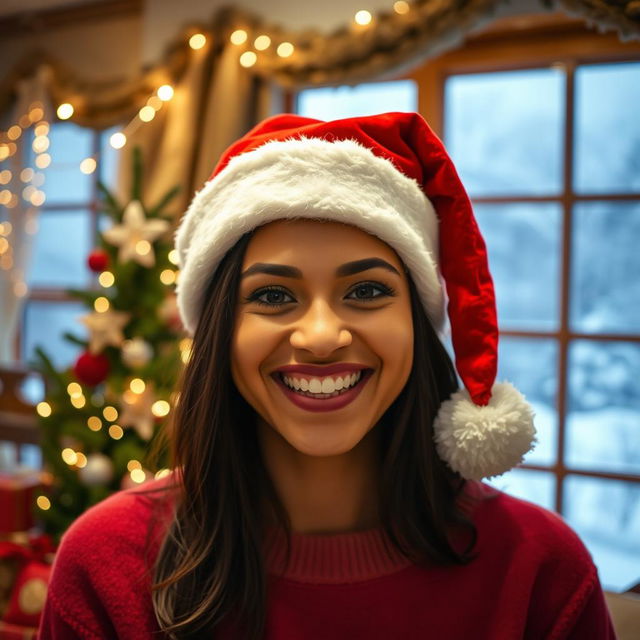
[278,424,371,457]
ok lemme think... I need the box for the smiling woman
[37,113,616,640]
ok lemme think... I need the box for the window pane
[27,210,92,288]
[574,62,640,194]
[499,337,558,466]
[488,468,555,511]
[444,68,564,196]
[297,80,417,120]
[22,301,86,369]
[475,203,561,331]
[567,340,640,474]
[20,444,42,470]
[570,201,640,334]
[29,122,93,206]
[564,475,640,591]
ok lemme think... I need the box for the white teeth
[321,378,335,393]
[281,370,364,394]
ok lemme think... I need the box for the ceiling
[0,0,95,18]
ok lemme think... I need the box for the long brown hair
[150,230,477,639]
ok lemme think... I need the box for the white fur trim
[433,382,537,481]
[175,136,444,335]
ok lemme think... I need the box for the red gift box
[0,620,37,639]
[0,473,42,535]
[0,535,55,637]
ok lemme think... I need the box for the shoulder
[462,482,605,638]
[58,473,177,556]
[465,480,593,565]
[49,473,178,599]
[41,474,178,637]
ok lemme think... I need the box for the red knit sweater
[37,476,616,639]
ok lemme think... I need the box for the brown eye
[246,286,295,308]
[346,282,395,301]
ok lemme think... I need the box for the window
[442,59,640,593]
[297,15,640,592]
[296,79,417,119]
[1,120,120,467]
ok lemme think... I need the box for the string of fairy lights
[2,3,415,504]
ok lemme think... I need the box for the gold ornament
[18,577,48,615]
[80,310,130,354]
[102,200,169,267]
[118,385,156,440]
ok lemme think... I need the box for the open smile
[271,368,374,413]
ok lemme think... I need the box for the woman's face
[231,219,414,458]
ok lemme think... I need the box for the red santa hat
[175,112,536,480]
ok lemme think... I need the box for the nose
[289,299,352,357]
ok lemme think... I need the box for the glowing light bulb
[157,85,174,101]
[67,382,82,397]
[36,402,52,417]
[151,400,170,417]
[29,107,44,122]
[393,1,410,15]
[109,424,124,439]
[80,158,97,174]
[57,103,74,120]
[354,10,372,25]
[189,33,206,49]
[230,29,248,45]
[139,106,156,122]
[160,269,176,285]
[239,51,257,68]
[130,468,146,483]
[87,416,103,431]
[103,406,118,421]
[276,42,294,58]
[36,154,51,169]
[110,132,127,149]
[32,136,50,153]
[94,296,110,312]
[98,271,115,287]
[254,35,271,50]
[130,378,146,394]
[7,125,21,140]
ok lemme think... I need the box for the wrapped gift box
[0,535,54,638]
[0,620,37,639]
[0,473,42,535]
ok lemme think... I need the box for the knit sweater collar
[263,525,413,584]
[261,481,489,585]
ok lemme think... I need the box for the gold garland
[0,0,638,128]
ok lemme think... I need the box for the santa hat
[175,112,536,480]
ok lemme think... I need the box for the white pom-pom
[434,381,537,481]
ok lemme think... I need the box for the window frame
[406,11,640,513]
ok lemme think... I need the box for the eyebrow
[241,257,401,279]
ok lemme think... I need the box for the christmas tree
[33,148,186,540]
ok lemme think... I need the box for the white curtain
[0,66,54,364]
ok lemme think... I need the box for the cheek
[231,315,279,396]
[370,305,414,386]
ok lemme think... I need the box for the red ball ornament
[73,351,110,386]
[87,249,109,273]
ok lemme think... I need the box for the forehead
[243,219,404,269]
